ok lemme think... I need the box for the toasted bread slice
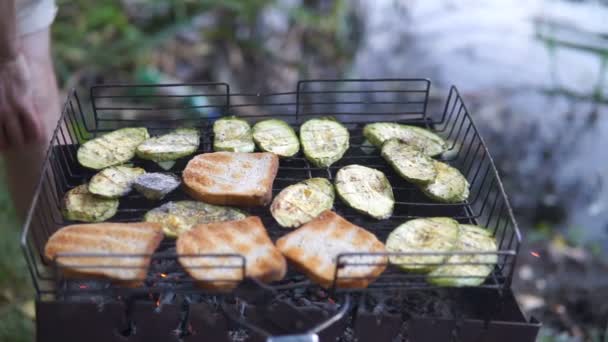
[276,211,387,288]
[182,152,279,206]
[176,216,286,290]
[44,222,163,283]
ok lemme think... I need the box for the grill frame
[21,79,522,300]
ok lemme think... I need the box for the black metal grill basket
[21,79,536,342]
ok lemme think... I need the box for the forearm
[0,0,18,63]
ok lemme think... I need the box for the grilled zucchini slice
[133,173,181,200]
[213,116,254,152]
[335,165,394,219]
[421,161,470,203]
[363,123,447,156]
[88,165,145,198]
[427,224,498,287]
[270,178,335,228]
[62,184,119,222]
[386,217,459,272]
[252,119,300,157]
[144,200,247,237]
[136,128,200,162]
[381,139,437,184]
[300,117,349,167]
[77,127,149,169]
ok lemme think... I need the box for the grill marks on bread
[177,216,286,290]
[276,211,387,288]
[44,222,163,283]
[183,152,279,206]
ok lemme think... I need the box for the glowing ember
[79,284,88,289]
[530,251,540,258]
[160,273,168,278]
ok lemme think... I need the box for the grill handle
[220,280,351,341]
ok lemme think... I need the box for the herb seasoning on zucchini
[385,217,459,272]
[213,116,254,152]
[63,184,119,222]
[427,224,497,287]
[271,178,334,228]
[77,127,149,169]
[136,128,199,162]
[88,165,145,198]
[421,161,470,203]
[381,139,437,184]
[300,117,349,167]
[335,165,394,219]
[363,122,447,157]
[252,119,300,157]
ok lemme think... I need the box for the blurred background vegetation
[2,0,608,341]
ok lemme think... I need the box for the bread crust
[276,211,387,288]
[182,152,279,206]
[44,222,164,285]
[177,216,286,290]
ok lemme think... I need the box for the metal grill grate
[21,79,521,300]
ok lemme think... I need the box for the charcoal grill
[21,79,541,341]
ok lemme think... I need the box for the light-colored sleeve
[16,0,57,36]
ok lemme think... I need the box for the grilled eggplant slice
[363,123,447,156]
[335,165,394,219]
[270,178,335,228]
[144,200,247,237]
[252,119,300,157]
[300,117,349,167]
[133,173,181,200]
[213,116,255,152]
[386,217,459,272]
[381,139,437,184]
[62,184,119,222]
[77,127,149,169]
[136,128,200,162]
[88,165,145,198]
[427,224,498,287]
[421,161,470,203]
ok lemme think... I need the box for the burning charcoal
[133,173,181,200]
[228,329,249,342]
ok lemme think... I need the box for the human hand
[0,54,43,150]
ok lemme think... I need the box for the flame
[160,273,168,278]
[79,284,88,289]
[530,251,540,258]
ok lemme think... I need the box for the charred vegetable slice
[136,128,199,161]
[213,116,254,152]
[363,123,447,156]
[300,118,349,167]
[88,165,145,198]
[385,217,459,272]
[77,127,149,169]
[144,200,247,237]
[381,139,437,184]
[62,184,119,222]
[335,165,394,219]
[270,178,335,228]
[133,173,181,200]
[427,224,497,287]
[252,119,300,157]
[421,161,470,203]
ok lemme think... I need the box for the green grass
[0,161,34,342]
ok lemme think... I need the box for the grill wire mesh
[20,79,521,301]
